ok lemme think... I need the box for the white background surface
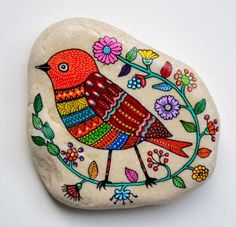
[0,0,235,226]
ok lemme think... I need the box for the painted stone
[28,18,220,209]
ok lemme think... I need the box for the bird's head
[36,49,98,90]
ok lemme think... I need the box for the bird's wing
[84,72,172,138]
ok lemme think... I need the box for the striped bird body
[54,72,173,151]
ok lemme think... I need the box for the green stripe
[141,116,155,137]
[78,123,112,145]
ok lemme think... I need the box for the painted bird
[36,49,192,189]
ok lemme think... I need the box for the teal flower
[110,188,138,205]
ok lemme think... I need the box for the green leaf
[126,47,137,61]
[31,136,46,146]
[180,120,197,133]
[34,93,43,113]
[42,122,55,140]
[172,176,186,188]
[47,142,60,156]
[194,99,206,115]
[32,114,43,129]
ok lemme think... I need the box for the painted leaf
[180,120,197,133]
[126,47,137,61]
[88,161,98,179]
[160,61,172,78]
[47,142,60,156]
[32,114,43,130]
[34,93,43,113]
[118,64,131,77]
[198,148,212,158]
[31,136,46,146]
[194,99,206,115]
[152,82,172,91]
[42,122,55,140]
[172,176,186,188]
[125,167,139,182]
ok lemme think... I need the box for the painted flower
[127,74,146,89]
[192,165,209,182]
[61,143,84,167]
[93,36,122,64]
[62,183,82,201]
[174,69,197,92]
[110,188,138,205]
[138,49,159,66]
[204,115,219,142]
[155,95,180,120]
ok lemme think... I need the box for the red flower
[204,115,219,142]
[66,148,78,161]
[62,183,82,201]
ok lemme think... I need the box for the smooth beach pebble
[28,18,220,209]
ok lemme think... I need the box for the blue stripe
[107,133,129,150]
[61,106,96,128]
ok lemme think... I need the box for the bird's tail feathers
[146,138,192,158]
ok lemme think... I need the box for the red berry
[204,115,210,120]
[148,151,153,156]
[214,119,218,124]
[147,158,152,162]
[216,127,219,132]
[153,166,158,172]
[165,153,169,157]
[148,164,152,168]
[164,158,169,163]
[211,136,216,142]
[159,150,163,155]
[154,149,158,153]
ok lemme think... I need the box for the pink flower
[93,36,122,65]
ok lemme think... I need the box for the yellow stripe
[56,97,88,115]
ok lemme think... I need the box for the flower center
[103,46,111,54]
[142,59,153,66]
[181,75,190,85]
[164,104,172,111]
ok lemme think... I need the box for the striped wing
[54,84,139,150]
[84,72,172,139]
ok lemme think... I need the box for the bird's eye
[58,63,69,72]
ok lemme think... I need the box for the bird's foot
[96,180,112,190]
[145,176,157,188]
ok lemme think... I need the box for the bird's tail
[145,138,192,158]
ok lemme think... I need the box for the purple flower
[155,95,180,120]
[93,36,122,65]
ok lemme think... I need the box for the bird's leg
[97,149,113,190]
[134,145,157,188]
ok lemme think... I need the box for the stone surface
[28,18,220,209]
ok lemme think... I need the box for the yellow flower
[138,49,159,66]
[192,165,209,182]
[138,49,159,60]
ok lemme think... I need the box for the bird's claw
[145,176,157,188]
[96,180,112,190]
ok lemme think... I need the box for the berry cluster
[61,142,84,167]
[147,149,169,172]
[127,74,146,90]
[204,115,219,142]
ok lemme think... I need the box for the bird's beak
[35,63,51,73]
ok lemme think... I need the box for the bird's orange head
[36,49,98,90]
